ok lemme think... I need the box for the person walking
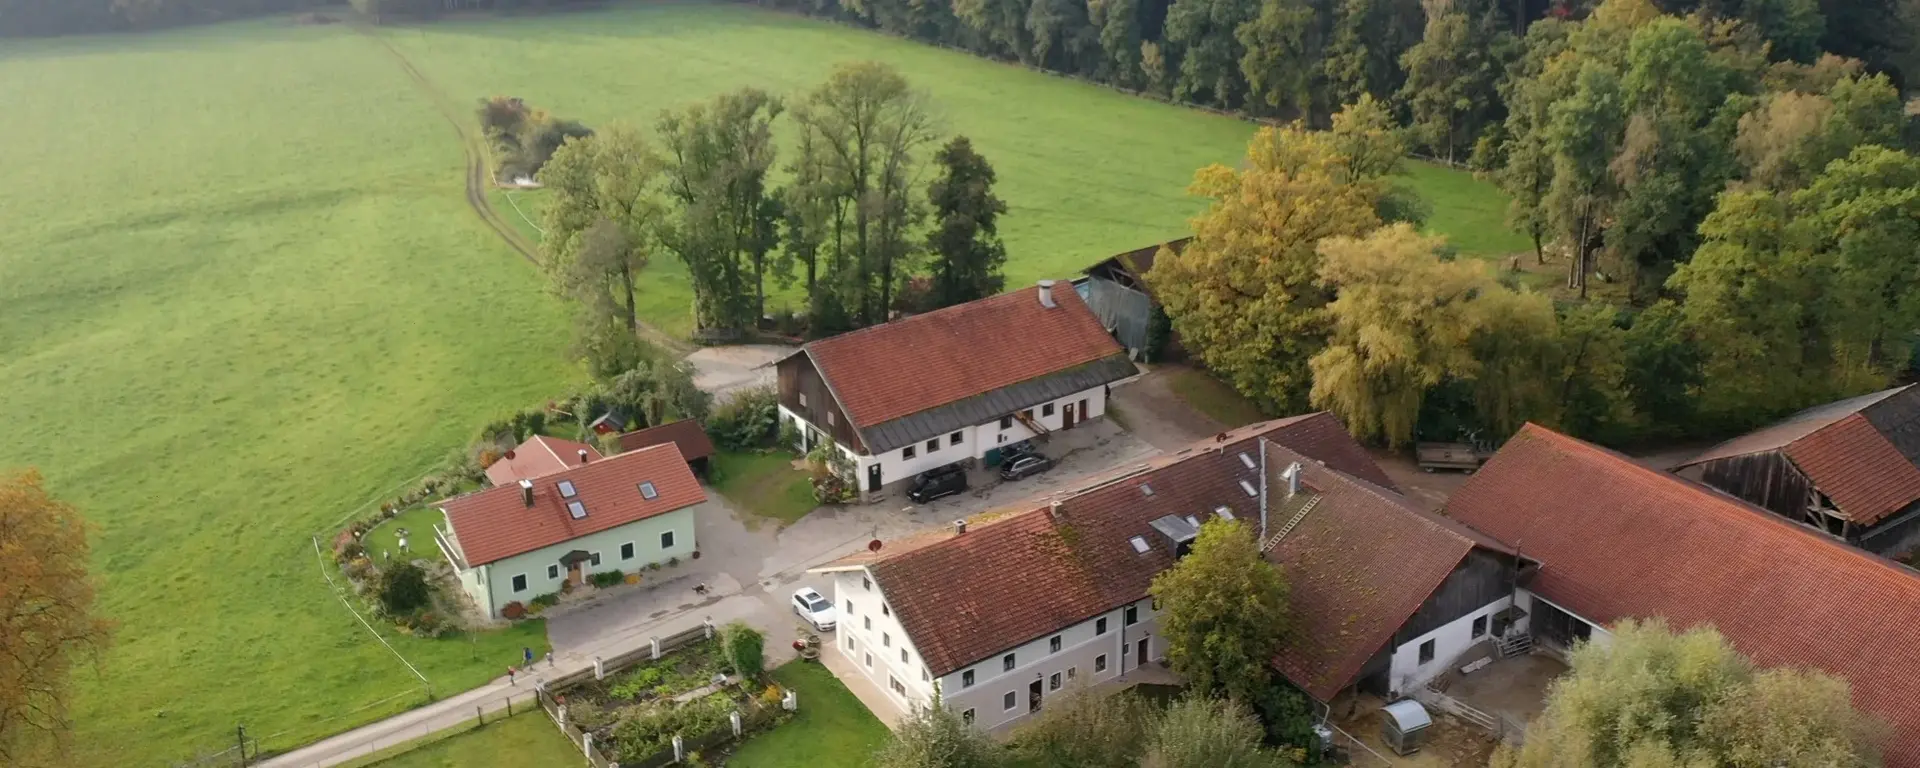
[545,650,555,669]
[507,666,516,686]
[523,646,534,668]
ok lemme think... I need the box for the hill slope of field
[0,3,1524,763]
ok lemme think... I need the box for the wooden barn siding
[1857,503,1920,557]
[1696,452,1810,521]
[1394,549,1511,644]
[776,353,867,454]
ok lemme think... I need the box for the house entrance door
[1062,402,1077,430]
[1028,679,1043,713]
[566,562,584,588]
[1136,637,1149,667]
[867,463,883,492]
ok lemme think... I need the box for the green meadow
[0,2,1522,762]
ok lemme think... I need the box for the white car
[792,586,837,632]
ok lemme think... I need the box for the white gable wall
[833,569,939,711]
[1388,595,1513,695]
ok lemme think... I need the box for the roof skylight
[557,480,577,499]
[1239,479,1258,497]
[1216,505,1235,521]
[639,482,658,500]
[1140,483,1154,497]
[567,500,588,519]
[1129,536,1150,554]
[1239,452,1256,469]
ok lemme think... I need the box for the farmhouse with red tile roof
[809,414,1527,731]
[482,434,603,487]
[1449,424,1920,766]
[1673,384,1920,557]
[776,282,1137,498]
[438,444,705,619]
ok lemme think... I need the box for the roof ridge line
[1525,424,1920,577]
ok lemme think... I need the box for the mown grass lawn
[362,506,449,566]
[710,450,818,527]
[354,710,579,768]
[1164,366,1271,428]
[729,660,890,768]
[0,17,576,765]
[0,2,1518,764]
[386,0,1526,337]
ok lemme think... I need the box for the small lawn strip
[355,708,578,768]
[710,450,818,527]
[1164,367,1270,428]
[728,660,890,768]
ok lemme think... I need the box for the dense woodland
[1133,0,1920,450]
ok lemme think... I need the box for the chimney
[578,449,590,464]
[1049,500,1063,519]
[518,478,535,508]
[1283,462,1302,498]
[953,519,968,535]
[1037,279,1057,308]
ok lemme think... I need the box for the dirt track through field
[353,22,691,354]
[354,23,541,266]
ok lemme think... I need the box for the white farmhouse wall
[852,384,1111,490]
[1388,596,1511,694]
[454,506,698,619]
[833,570,939,712]
[934,597,1160,731]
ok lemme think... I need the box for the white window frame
[1003,691,1017,711]
[620,542,635,560]
[660,530,675,549]
[588,552,601,567]
[511,574,528,592]
[1095,654,1108,672]
[547,564,559,580]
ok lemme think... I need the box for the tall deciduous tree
[1494,619,1883,767]
[1146,125,1382,412]
[1163,0,1258,107]
[1139,696,1284,768]
[924,136,1009,309]
[1310,225,1488,447]
[0,470,112,767]
[788,62,941,328]
[1009,689,1157,767]
[1398,9,1512,164]
[1235,0,1318,116]
[538,127,663,336]
[658,88,784,332]
[1148,520,1289,704]
[1322,0,1421,106]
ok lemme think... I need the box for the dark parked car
[999,454,1055,481]
[908,464,968,503]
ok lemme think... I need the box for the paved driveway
[683,344,793,402]
[546,418,1158,665]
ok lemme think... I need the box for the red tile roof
[616,420,716,462]
[802,284,1126,428]
[846,413,1467,699]
[483,435,602,487]
[1264,441,1482,700]
[445,444,705,567]
[1675,385,1920,525]
[1447,424,1920,765]
[1784,413,1920,525]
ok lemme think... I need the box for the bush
[646,561,663,571]
[377,561,434,615]
[610,665,668,700]
[501,601,527,620]
[667,556,681,567]
[590,570,625,588]
[530,592,562,608]
[721,622,764,679]
[611,695,736,761]
[707,386,779,451]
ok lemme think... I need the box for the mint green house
[437,443,706,620]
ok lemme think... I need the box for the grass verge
[351,709,578,768]
[728,660,890,768]
[1164,366,1270,428]
[710,450,818,527]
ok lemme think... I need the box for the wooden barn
[1076,238,1188,359]
[1672,384,1920,559]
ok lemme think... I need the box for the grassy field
[388,1,1528,337]
[0,2,1520,764]
[1164,366,1272,428]
[355,710,579,768]
[0,17,574,765]
[709,450,818,527]
[729,660,890,768]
